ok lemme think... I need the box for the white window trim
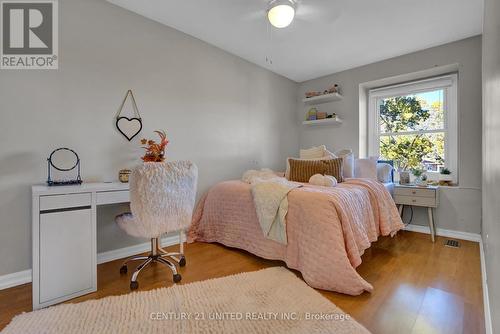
[368,74,458,183]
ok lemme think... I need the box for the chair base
[119,236,185,290]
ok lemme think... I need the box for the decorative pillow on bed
[377,163,394,183]
[334,149,354,178]
[323,149,338,159]
[285,150,336,180]
[309,174,338,187]
[354,157,378,179]
[288,158,344,183]
[299,145,326,159]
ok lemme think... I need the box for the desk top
[32,182,130,196]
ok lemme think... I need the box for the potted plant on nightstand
[412,168,428,187]
[439,168,453,186]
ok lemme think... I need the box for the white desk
[32,182,130,309]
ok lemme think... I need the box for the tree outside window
[378,90,445,171]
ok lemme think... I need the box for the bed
[188,177,403,295]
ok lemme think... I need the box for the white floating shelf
[302,118,343,126]
[302,92,343,105]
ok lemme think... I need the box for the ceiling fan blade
[241,10,267,22]
[296,2,343,24]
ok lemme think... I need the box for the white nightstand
[394,184,439,242]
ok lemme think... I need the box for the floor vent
[445,239,460,248]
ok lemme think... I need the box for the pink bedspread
[188,178,404,295]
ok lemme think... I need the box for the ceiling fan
[254,0,342,29]
[267,0,297,28]
[257,0,341,64]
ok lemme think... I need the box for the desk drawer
[395,187,435,198]
[40,193,91,211]
[96,190,129,205]
[394,195,437,207]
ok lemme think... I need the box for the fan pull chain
[265,18,273,65]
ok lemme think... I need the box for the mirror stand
[47,148,83,186]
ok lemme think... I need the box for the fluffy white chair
[116,161,198,290]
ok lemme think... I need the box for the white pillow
[377,163,393,183]
[309,174,337,187]
[354,157,378,179]
[334,149,354,178]
[300,145,326,159]
[323,149,338,159]
[242,168,277,184]
[309,174,338,187]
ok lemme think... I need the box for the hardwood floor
[0,231,484,334]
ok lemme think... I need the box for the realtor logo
[1,0,58,69]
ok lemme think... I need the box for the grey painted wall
[0,0,298,276]
[297,36,482,234]
[482,0,500,330]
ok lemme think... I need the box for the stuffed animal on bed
[309,174,338,187]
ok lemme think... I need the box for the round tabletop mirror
[49,148,79,171]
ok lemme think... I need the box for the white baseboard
[0,269,32,290]
[403,224,482,242]
[480,240,493,334]
[0,234,181,291]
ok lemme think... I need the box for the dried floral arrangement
[140,130,169,162]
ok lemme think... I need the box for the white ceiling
[107,0,483,82]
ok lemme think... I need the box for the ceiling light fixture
[267,0,296,28]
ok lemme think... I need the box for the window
[368,74,458,181]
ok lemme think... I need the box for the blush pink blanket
[188,178,404,295]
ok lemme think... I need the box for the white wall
[482,0,500,330]
[297,36,482,233]
[0,0,298,276]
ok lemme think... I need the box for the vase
[399,171,410,184]
[119,169,131,183]
[415,175,428,187]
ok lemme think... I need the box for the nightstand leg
[398,205,404,217]
[427,207,435,242]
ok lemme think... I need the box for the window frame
[368,74,458,182]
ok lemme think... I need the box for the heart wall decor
[115,90,143,141]
[116,117,142,141]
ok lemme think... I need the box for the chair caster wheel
[173,274,182,283]
[179,257,186,267]
[120,265,127,274]
[130,281,138,290]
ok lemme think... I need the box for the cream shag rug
[2,267,370,334]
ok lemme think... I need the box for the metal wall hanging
[47,148,82,186]
[115,89,143,141]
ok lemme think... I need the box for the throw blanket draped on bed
[188,178,404,295]
[247,175,301,244]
